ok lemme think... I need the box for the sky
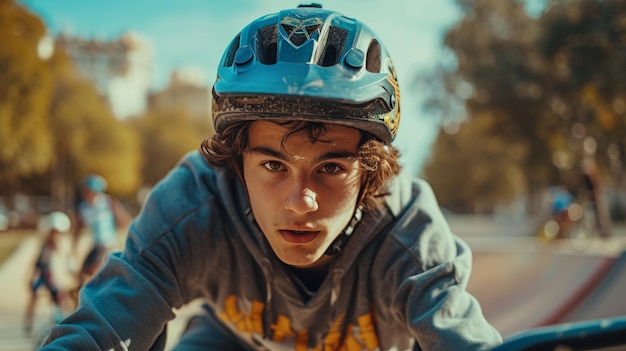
[20,0,464,175]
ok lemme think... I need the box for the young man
[42,5,502,350]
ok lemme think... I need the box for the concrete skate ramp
[467,248,620,337]
[559,251,626,323]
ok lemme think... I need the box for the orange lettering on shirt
[321,313,345,350]
[357,313,379,350]
[218,295,265,335]
[295,329,310,351]
[271,315,295,341]
[218,296,380,350]
[219,295,247,331]
[249,300,265,334]
[343,324,365,351]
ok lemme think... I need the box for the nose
[284,184,319,214]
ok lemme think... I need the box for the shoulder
[384,171,442,221]
[133,151,235,238]
[147,151,220,203]
[380,172,457,268]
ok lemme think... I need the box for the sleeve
[376,178,503,351]
[40,153,225,350]
[402,238,502,350]
[42,252,176,350]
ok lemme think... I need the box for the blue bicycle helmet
[212,4,400,142]
[82,174,107,193]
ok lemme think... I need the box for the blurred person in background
[70,174,132,291]
[580,158,612,237]
[23,211,71,334]
[545,186,575,239]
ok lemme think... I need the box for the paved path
[0,232,85,351]
[455,217,626,337]
[467,237,626,336]
[0,235,41,351]
[0,232,201,351]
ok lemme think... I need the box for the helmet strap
[324,205,363,256]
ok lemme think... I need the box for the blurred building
[148,68,211,120]
[55,31,154,119]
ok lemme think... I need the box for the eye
[262,160,284,172]
[319,163,343,174]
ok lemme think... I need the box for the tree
[421,0,626,212]
[130,108,213,187]
[0,0,53,191]
[537,0,626,186]
[46,48,142,200]
[424,114,527,213]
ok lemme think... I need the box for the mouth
[279,230,321,244]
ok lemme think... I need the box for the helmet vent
[281,23,320,46]
[319,26,347,66]
[223,34,241,67]
[366,39,381,73]
[256,25,278,64]
[321,45,337,66]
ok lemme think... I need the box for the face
[82,188,97,203]
[243,121,363,268]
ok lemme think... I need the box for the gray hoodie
[42,151,502,350]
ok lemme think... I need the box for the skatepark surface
[466,236,626,337]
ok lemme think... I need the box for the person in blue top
[42,4,502,350]
[71,174,131,288]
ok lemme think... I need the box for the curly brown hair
[200,121,401,210]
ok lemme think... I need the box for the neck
[288,255,333,293]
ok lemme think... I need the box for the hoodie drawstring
[260,258,274,340]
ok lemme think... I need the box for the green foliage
[47,49,142,197]
[0,0,217,209]
[0,1,142,202]
[424,114,527,213]
[537,0,626,171]
[130,109,213,187]
[0,0,53,184]
[422,0,626,212]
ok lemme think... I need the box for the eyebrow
[248,146,357,163]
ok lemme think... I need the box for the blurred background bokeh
[0,0,460,228]
[3,1,626,349]
[1,0,625,231]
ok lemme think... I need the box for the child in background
[23,211,71,334]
